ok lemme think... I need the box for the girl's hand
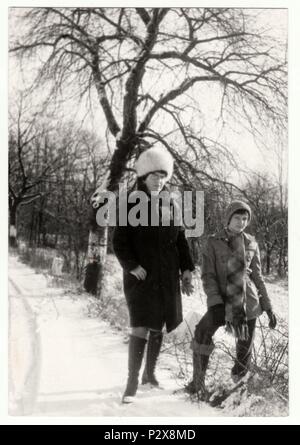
[130,265,147,280]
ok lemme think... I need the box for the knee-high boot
[185,340,213,398]
[141,331,163,386]
[122,335,147,404]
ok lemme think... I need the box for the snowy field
[8,253,288,417]
[8,255,221,417]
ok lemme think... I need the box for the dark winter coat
[112,187,195,333]
[201,228,272,321]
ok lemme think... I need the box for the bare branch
[135,8,151,25]
[19,193,42,205]
[91,51,121,136]
[139,75,219,132]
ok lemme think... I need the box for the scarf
[225,232,249,341]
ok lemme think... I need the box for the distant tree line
[9,105,287,279]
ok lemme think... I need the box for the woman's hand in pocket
[130,265,147,280]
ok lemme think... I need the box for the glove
[267,310,277,329]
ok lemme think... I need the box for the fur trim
[135,146,174,181]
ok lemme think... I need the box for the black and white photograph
[4,1,295,424]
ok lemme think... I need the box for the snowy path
[8,256,221,417]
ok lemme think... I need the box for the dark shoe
[184,380,197,395]
[142,374,160,387]
[141,331,163,387]
[185,342,210,401]
[192,350,208,387]
[122,335,147,404]
[184,379,209,401]
[122,377,139,404]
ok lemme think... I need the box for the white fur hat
[135,146,174,181]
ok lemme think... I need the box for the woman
[113,146,195,403]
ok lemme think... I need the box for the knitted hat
[225,200,252,226]
[135,146,174,181]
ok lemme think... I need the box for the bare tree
[16,121,108,281]
[10,7,287,290]
[8,94,63,247]
[242,173,287,276]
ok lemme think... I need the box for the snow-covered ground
[8,255,221,417]
[8,251,288,418]
[83,254,289,417]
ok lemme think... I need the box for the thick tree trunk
[84,226,108,296]
[84,138,136,296]
[84,206,108,296]
[9,204,18,248]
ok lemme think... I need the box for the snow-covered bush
[18,245,55,271]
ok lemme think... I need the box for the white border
[1,0,299,426]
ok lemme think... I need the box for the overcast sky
[8,7,288,185]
